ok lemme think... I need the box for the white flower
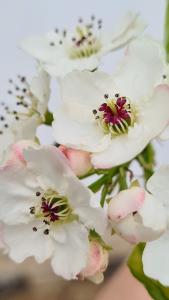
[0,70,50,163]
[0,141,105,280]
[21,13,145,77]
[141,166,169,286]
[108,185,167,244]
[52,37,169,168]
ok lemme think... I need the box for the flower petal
[158,124,169,140]
[51,221,89,280]
[101,12,146,54]
[30,70,50,116]
[114,37,166,102]
[147,165,169,207]
[3,221,54,263]
[108,187,145,222]
[143,231,169,286]
[0,163,39,225]
[53,106,111,152]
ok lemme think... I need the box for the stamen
[94,94,135,136]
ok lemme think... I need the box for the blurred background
[0,0,168,299]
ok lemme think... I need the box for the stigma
[93,94,135,136]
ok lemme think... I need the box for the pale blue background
[0,0,168,165]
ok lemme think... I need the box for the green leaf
[128,243,169,300]
[44,110,54,126]
[165,0,169,62]
[89,229,112,251]
[137,143,156,181]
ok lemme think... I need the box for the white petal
[0,163,39,224]
[101,12,146,54]
[74,206,107,236]
[12,114,40,141]
[44,56,100,77]
[139,192,167,232]
[53,106,111,152]
[147,165,169,207]
[30,70,50,116]
[112,214,163,244]
[143,232,169,286]
[92,85,169,168]
[114,37,166,102]
[108,187,145,222]
[51,222,89,280]
[21,33,64,64]
[24,146,91,208]
[59,70,115,108]
[3,221,54,263]
[0,129,14,164]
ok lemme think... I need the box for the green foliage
[165,0,169,62]
[128,243,169,300]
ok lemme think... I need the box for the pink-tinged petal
[79,241,108,279]
[112,215,163,244]
[4,140,37,166]
[59,145,92,176]
[108,187,145,222]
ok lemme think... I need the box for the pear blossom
[21,13,145,77]
[0,141,106,280]
[59,145,92,176]
[52,37,169,168]
[108,185,167,244]
[79,240,109,284]
[0,71,50,163]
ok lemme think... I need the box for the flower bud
[79,241,109,284]
[59,145,92,176]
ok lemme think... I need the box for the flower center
[52,16,102,60]
[93,94,135,136]
[30,190,74,234]
[68,24,102,59]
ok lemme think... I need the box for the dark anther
[115,93,119,97]
[33,227,37,232]
[30,207,35,214]
[163,74,167,79]
[44,229,49,235]
[36,191,41,197]
[92,109,97,115]
[104,94,109,99]
[50,42,55,46]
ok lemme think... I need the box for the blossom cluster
[0,12,169,288]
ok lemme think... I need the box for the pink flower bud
[59,145,92,176]
[79,241,109,284]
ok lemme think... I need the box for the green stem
[165,0,169,62]
[119,167,127,190]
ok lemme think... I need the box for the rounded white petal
[74,206,107,236]
[112,214,163,244]
[44,56,100,77]
[114,37,166,102]
[53,106,111,152]
[108,187,145,222]
[59,70,115,108]
[21,33,64,64]
[0,163,40,225]
[143,231,169,286]
[147,165,169,207]
[139,192,167,232]
[92,85,169,168]
[3,221,54,263]
[51,222,89,280]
